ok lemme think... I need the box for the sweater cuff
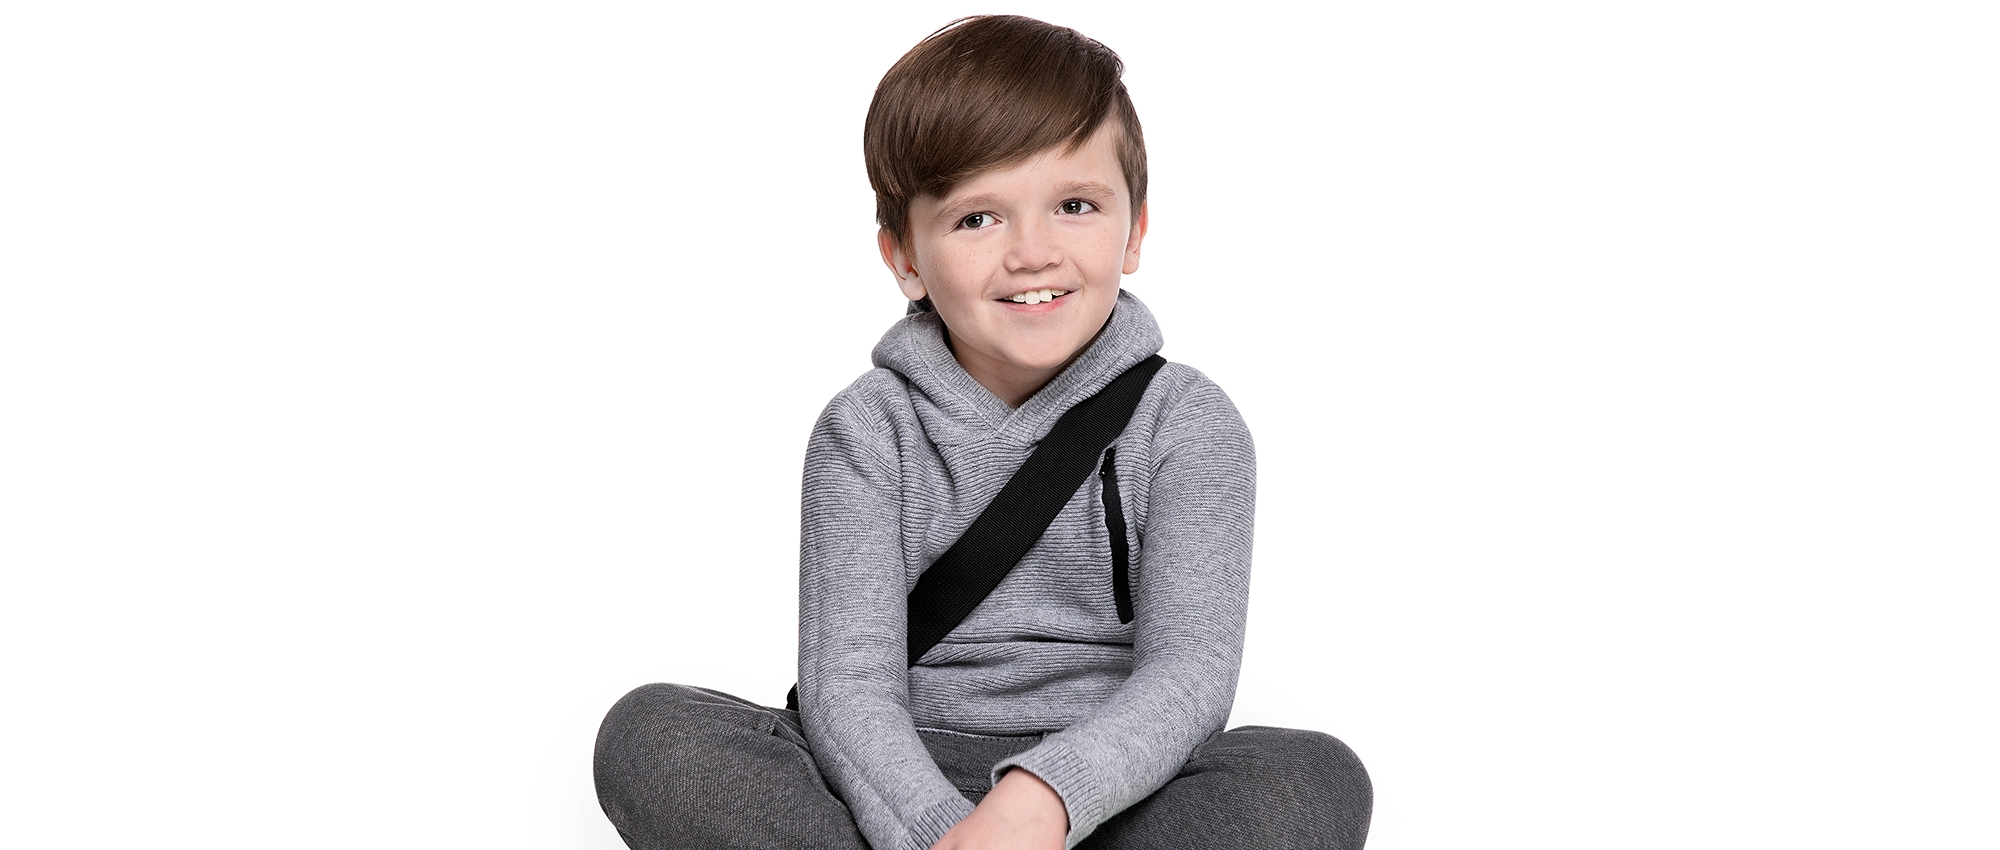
[899,795,976,850]
[992,741,1105,848]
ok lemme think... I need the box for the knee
[1317,733,1372,823]
[1216,726,1368,783]
[598,683,746,747]
[595,684,717,785]
[1209,727,1373,846]
[1288,729,1370,798]
[603,683,694,728]
[594,684,745,830]
[1289,730,1373,849]
[599,684,682,750]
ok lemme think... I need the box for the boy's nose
[1003,220,1061,273]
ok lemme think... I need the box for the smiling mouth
[1001,288,1070,305]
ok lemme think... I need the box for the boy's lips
[996,287,1071,305]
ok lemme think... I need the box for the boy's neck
[942,318,1108,409]
[943,332,1054,409]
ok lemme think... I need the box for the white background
[3,2,1994,848]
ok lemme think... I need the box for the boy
[595,15,1372,850]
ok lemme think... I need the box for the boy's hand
[929,768,1068,850]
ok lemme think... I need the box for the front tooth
[1035,288,1050,302]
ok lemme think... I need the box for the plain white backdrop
[3,2,1995,848]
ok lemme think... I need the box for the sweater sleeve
[797,392,976,850]
[990,377,1255,848]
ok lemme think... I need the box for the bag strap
[904,354,1166,665]
[787,354,1167,711]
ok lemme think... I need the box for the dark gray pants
[594,683,1372,850]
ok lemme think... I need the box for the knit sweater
[796,290,1255,850]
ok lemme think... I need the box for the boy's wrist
[989,768,1069,833]
[927,768,1067,850]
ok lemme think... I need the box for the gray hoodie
[797,290,1255,850]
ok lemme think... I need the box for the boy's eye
[1058,199,1097,215]
[959,212,994,229]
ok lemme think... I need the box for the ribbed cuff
[993,741,1103,849]
[899,794,977,850]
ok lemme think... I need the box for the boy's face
[879,123,1148,407]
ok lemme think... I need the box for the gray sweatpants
[594,683,1372,850]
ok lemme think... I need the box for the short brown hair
[864,15,1148,247]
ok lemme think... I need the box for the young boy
[595,16,1371,850]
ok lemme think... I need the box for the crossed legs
[593,683,1372,850]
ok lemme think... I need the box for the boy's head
[865,16,1151,407]
[865,15,1147,249]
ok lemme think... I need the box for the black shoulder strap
[787,354,1167,712]
[904,354,1167,665]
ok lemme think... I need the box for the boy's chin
[1005,344,1093,376]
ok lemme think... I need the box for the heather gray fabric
[797,291,1260,849]
[595,684,870,850]
[594,683,1373,850]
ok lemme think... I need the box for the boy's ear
[878,228,927,302]
[1122,202,1149,275]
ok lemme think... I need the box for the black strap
[787,354,1167,711]
[904,354,1166,665]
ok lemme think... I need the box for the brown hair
[864,15,1148,248]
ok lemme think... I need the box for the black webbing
[904,354,1166,665]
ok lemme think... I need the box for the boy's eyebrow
[1053,180,1119,200]
[933,181,1123,226]
[934,193,1004,226]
